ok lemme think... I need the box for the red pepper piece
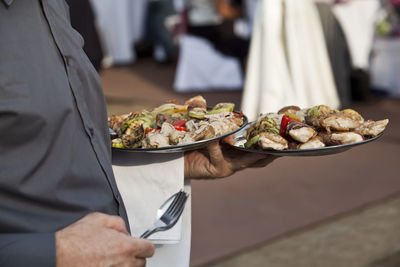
[173,120,186,127]
[280,115,301,137]
[174,126,187,131]
[145,128,160,134]
[233,111,243,118]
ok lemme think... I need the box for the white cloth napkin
[112,151,185,244]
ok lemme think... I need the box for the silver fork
[140,190,189,239]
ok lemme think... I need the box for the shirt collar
[2,0,14,8]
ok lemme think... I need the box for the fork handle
[140,226,159,239]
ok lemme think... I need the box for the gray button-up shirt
[0,0,128,266]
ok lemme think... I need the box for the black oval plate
[112,114,248,153]
[233,124,384,157]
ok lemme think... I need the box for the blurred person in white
[242,0,341,120]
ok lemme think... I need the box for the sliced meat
[190,123,215,141]
[170,130,186,145]
[205,112,243,136]
[319,132,364,146]
[258,132,288,150]
[142,132,170,148]
[356,119,389,137]
[321,112,362,132]
[160,122,175,137]
[298,136,325,149]
[287,120,317,143]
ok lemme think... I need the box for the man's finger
[131,238,155,258]
[206,141,225,167]
[221,135,235,145]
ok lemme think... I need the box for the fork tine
[164,191,183,214]
[141,191,189,238]
[170,196,187,222]
[165,191,184,216]
[168,193,188,218]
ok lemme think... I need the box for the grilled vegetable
[245,135,259,149]
[246,116,279,140]
[111,138,124,148]
[208,103,235,114]
[188,107,207,119]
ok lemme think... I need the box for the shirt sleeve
[0,233,56,267]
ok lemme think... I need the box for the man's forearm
[0,233,55,267]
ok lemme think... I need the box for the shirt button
[89,127,94,137]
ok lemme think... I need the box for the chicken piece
[159,122,186,145]
[287,120,317,143]
[304,105,334,128]
[179,134,195,145]
[170,130,186,145]
[121,121,145,148]
[342,109,364,123]
[356,119,389,137]
[185,120,198,132]
[297,136,325,149]
[205,112,243,136]
[160,122,175,137]
[319,132,364,146]
[190,123,215,141]
[320,112,362,132]
[258,132,288,150]
[142,132,170,148]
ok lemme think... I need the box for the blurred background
[67,0,400,266]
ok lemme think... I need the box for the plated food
[238,105,388,154]
[108,95,246,151]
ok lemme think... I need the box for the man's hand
[56,212,155,267]
[184,136,278,179]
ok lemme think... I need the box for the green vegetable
[125,141,142,149]
[208,103,235,114]
[307,105,331,117]
[188,107,207,119]
[245,135,259,149]
[121,116,153,133]
[111,139,124,148]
